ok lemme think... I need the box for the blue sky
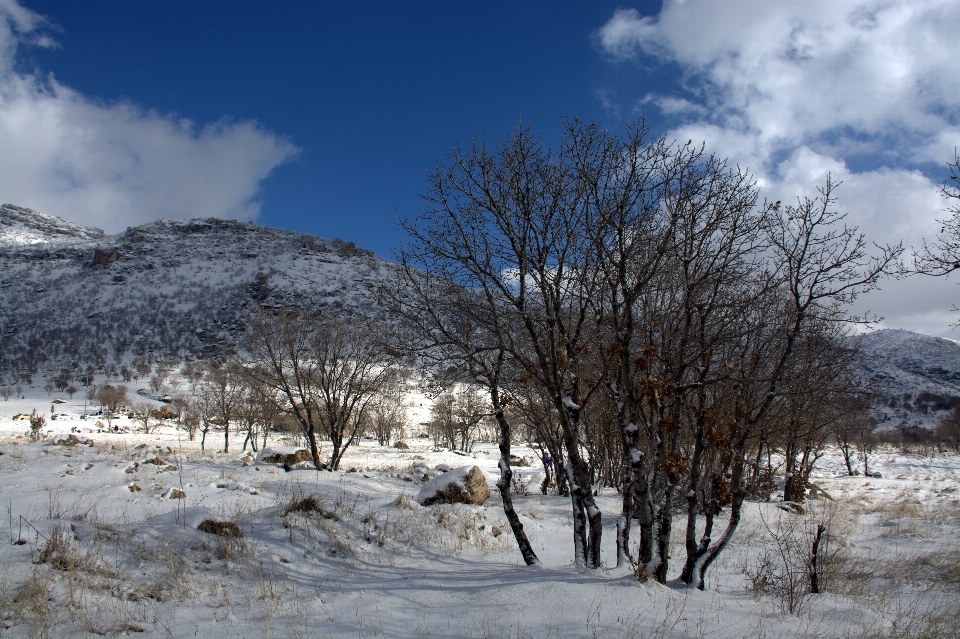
[8,1,668,248]
[1,1,959,334]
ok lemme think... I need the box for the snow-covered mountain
[0,204,396,379]
[0,204,106,247]
[853,328,960,427]
[5,203,960,431]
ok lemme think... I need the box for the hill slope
[0,203,106,247]
[0,205,395,380]
[854,328,960,427]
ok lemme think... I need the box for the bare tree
[131,402,153,434]
[96,385,128,429]
[202,364,244,454]
[182,360,205,394]
[242,308,393,470]
[936,406,960,452]
[429,393,457,448]
[914,150,960,276]
[169,394,192,435]
[194,381,217,452]
[401,123,607,568]
[689,177,901,589]
[368,394,408,446]
[386,251,542,566]
[149,374,166,394]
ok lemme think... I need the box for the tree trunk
[654,478,677,583]
[561,400,602,568]
[493,405,540,566]
[695,440,748,589]
[809,524,825,594]
[680,423,707,583]
[306,424,323,470]
[636,468,655,570]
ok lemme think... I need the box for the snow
[1,387,959,637]
[854,328,960,429]
[0,237,959,637]
[0,204,105,247]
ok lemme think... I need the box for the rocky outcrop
[258,447,322,470]
[417,465,490,506]
[93,248,119,266]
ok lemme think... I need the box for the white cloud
[596,8,662,62]
[0,0,298,233]
[597,1,960,336]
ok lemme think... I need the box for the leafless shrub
[280,493,337,520]
[749,501,849,614]
[34,524,78,571]
[10,569,58,636]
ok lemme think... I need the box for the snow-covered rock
[50,433,93,446]
[417,465,490,506]
[258,446,316,467]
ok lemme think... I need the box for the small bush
[35,524,77,571]
[281,494,338,519]
[197,520,242,538]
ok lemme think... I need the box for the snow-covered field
[1,391,959,638]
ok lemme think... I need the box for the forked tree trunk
[679,421,707,583]
[560,399,603,568]
[654,478,677,583]
[695,439,748,589]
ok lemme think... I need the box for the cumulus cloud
[596,1,960,335]
[0,0,298,232]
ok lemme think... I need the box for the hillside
[5,203,960,433]
[0,205,396,380]
[854,328,960,428]
[0,203,106,247]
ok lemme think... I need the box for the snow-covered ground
[1,390,959,638]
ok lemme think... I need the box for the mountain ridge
[0,203,106,247]
[5,204,960,434]
[0,204,395,379]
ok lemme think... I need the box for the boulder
[418,465,490,506]
[258,447,314,466]
[51,433,93,446]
